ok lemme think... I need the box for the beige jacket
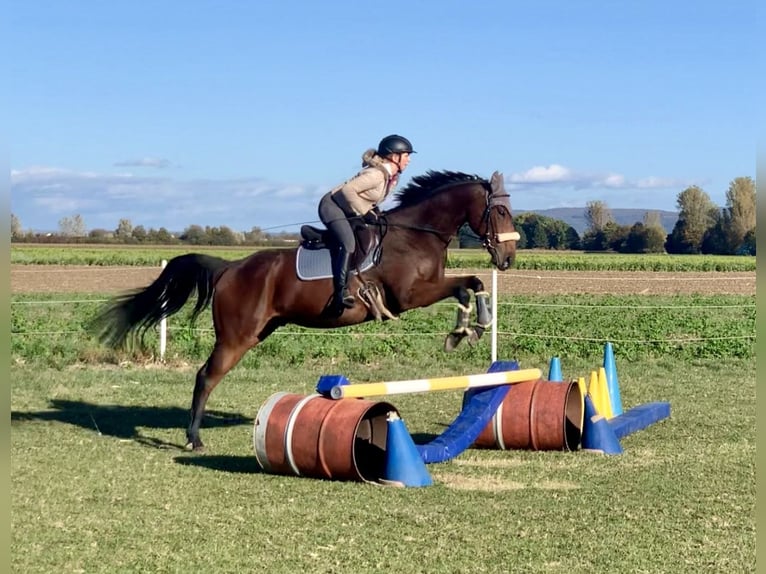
[330,163,397,215]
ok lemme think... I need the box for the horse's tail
[92,253,232,348]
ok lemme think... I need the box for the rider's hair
[361,148,385,168]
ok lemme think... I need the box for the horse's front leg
[443,281,492,351]
[444,284,474,351]
[473,289,493,340]
[417,275,489,351]
[399,274,489,351]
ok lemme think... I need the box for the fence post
[491,269,498,363]
[159,259,167,362]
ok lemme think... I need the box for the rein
[374,220,453,245]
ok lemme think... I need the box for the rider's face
[395,152,411,172]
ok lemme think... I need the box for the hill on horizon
[519,207,678,235]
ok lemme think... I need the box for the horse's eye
[497,207,507,217]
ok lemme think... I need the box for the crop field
[10,246,756,573]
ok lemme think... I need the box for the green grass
[10,293,756,368]
[11,355,755,573]
[10,286,756,572]
[11,243,756,271]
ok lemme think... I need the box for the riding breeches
[318,192,356,253]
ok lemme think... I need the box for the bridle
[479,173,520,259]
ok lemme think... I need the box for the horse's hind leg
[186,341,248,451]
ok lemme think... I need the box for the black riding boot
[331,246,356,311]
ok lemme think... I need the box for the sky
[7,1,757,233]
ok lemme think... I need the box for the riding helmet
[377,134,415,156]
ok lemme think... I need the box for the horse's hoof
[444,332,465,352]
[185,441,205,452]
[473,325,486,340]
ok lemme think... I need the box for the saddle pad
[296,246,376,281]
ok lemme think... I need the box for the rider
[318,134,415,314]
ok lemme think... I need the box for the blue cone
[548,356,563,382]
[603,342,624,416]
[383,412,433,487]
[581,395,623,455]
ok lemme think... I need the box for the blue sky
[8,1,757,233]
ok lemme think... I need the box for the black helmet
[377,134,415,156]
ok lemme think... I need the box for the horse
[93,169,520,450]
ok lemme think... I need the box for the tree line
[11,177,756,255]
[460,176,756,255]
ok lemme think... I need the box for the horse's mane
[393,170,487,208]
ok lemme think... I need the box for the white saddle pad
[295,246,377,281]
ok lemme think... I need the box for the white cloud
[508,164,573,184]
[113,157,173,169]
[34,195,99,213]
[603,174,626,188]
[636,176,691,189]
[503,164,701,212]
[10,166,324,232]
[507,164,696,193]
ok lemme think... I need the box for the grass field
[11,285,756,572]
[11,355,755,573]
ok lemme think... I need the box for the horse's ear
[490,171,505,195]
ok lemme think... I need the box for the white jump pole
[329,367,542,399]
[491,268,498,363]
[159,259,167,362]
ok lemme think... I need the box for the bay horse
[93,170,519,450]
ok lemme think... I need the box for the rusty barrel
[471,379,583,451]
[253,392,398,482]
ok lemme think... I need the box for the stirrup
[340,289,355,308]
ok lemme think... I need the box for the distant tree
[515,225,528,249]
[180,224,207,245]
[740,228,756,255]
[622,222,664,253]
[546,220,569,250]
[514,213,578,250]
[722,176,756,253]
[666,186,718,254]
[605,222,630,252]
[115,218,133,241]
[644,225,667,253]
[581,229,608,251]
[585,200,614,232]
[206,225,239,245]
[147,227,174,243]
[638,210,667,253]
[564,226,581,250]
[59,214,86,237]
[88,228,112,240]
[132,225,147,242]
[583,221,630,252]
[528,220,549,248]
[643,210,662,229]
[623,223,648,253]
[11,213,22,240]
[244,226,268,245]
[700,211,728,255]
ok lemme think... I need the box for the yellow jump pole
[329,368,542,400]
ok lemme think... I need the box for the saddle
[296,222,382,281]
[299,222,381,269]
